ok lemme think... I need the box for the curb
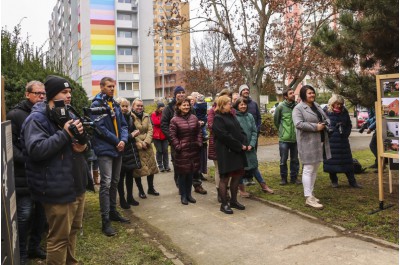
[250,195,399,250]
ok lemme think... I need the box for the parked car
[356,111,369,128]
[269,102,279,114]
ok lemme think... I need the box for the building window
[176,43,180,47]
[176,56,180,60]
[159,63,163,66]
[118,64,137,73]
[288,6,293,12]
[159,56,163,60]
[176,50,180,53]
[166,49,173,53]
[117,30,132,38]
[118,47,132,55]
[117,13,132,21]
[167,56,173,60]
[176,36,180,40]
[118,0,131,2]
[119,82,134,91]
[167,63,173,67]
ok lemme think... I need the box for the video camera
[358,122,369,134]
[52,100,109,144]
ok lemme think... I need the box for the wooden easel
[370,73,399,214]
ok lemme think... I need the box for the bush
[259,113,278,137]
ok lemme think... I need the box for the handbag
[123,141,142,170]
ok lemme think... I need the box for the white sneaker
[306,196,323,209]
[311,195,320,202]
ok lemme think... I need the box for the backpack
[353,158,366,174]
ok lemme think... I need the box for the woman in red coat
[151,102,170,172]
[170,98,202,205]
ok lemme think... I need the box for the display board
[374,73,399,212]
[1,121,20,264]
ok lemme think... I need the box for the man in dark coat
[21,75,88,264]
[161,86,207,194]
[90,77,130,236]
[6,81,47,264]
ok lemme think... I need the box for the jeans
[153,139,170,170]
[279,142,300,179]
[98,156,122,219]
[240,168,265,184]
[17,196,46,259]
[118,166,135,201]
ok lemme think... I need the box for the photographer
[322,95,362,188]
[362,108,377,169]
[292,85,331,209]
[21,75,88,264]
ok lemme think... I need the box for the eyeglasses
[30,92,46,96]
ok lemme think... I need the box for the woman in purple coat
[170,98,203,205]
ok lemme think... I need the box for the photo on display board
[381,98,399,119]
[386,122,399,138]
[383,139,399,154]
[383,80,399,97]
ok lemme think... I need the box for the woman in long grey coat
[131,99,160,198]
[292,85,331,209]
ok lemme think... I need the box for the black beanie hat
[157,102,165,109]
[173,86,185,97]
[44,75,72,100]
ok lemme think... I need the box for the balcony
[116,2,132,12]
[116,20,136,29]
[116,37,138,46]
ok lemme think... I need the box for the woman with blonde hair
[212,95,248,214]
[115,97,141,209]
[323,94,361,188]
[131,98,160,198]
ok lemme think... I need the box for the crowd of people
[8,76,366,264]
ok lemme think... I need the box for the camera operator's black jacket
[322,106,354,173]
[20,102,88,204]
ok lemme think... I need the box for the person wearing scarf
[322,95,362,189]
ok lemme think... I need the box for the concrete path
[129,134,397,265]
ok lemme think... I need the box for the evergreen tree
[312,0,399,107]
[1,25,89,113]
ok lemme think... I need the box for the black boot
[109,211,131,223]
[135,178,147,199]
[290,176,302,185]
[230,200,245,210]
[127,196,139,206]
[220,204,233,214]
[119,196,130,209]
[147,175,160,196]
[102,218,116,236]
[186,178,196,203]
[279,176,288,185]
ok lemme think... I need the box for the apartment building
[153,0,190,98]
[48,0,155,102]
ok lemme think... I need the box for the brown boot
[194,185,207,195]
[238,184,250,198]
[93,170,100,185]
[260,183,274,194]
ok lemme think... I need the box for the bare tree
[153,0,338,105]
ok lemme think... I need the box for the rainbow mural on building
[90,0,116,96]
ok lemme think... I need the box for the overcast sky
[1,0,56,51]
[1,1,201,52]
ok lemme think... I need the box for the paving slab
[129,174,398,265]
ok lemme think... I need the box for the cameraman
[21,75,88,264]
[364,107,377,169]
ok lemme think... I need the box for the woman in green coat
[234,97,274,196]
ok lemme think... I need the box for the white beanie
[239,84,249,95]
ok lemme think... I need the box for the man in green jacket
[274,88,301,185]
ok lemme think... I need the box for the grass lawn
[210,148,399,244]
[31,193,180,265]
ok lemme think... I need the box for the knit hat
[44,75,72,100]
[173,86,185,97]
[239,84,249,96]
[157,102,165,109]
[196,94,205,102]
